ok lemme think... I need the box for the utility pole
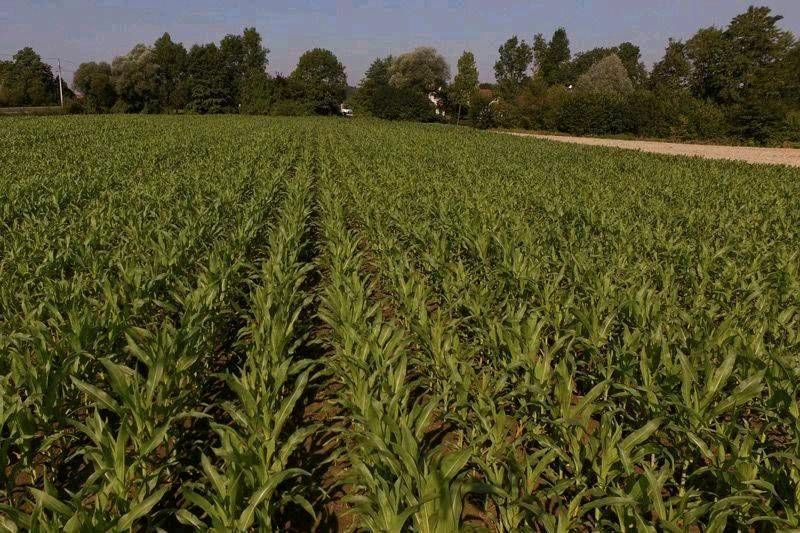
[57,58,64,107]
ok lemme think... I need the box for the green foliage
[111,44,160,113]
[239,69,273,114]
[576,54,634,96]
[71,27,269,115]
[269,98,314,116]
[289,48,348,115]
[353,54,441,121]
[649,39,691,91]
[556,90,630,135]
[73,62,116,112]
[469,89,497,129]
[494,36,533,99]
[389,47,450,94]
[786,109,800,142]
[452,50,479,114]
[494,6,796,144]
[352,55,393,114]
[152,33,189,111]
[0,47,59,106]
[533,28,571,85]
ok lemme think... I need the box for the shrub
[729,100,787,144]
[371,86,437,122]
[64,98,85,114]
[469,89,497,129]
[686,99,728,140]
[110,100,129,114]
[557,91,629,135]
[785,110,800,142]
[270,99,314,116]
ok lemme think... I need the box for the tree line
[1,29,348,115]
[71,29,348,115]
[350,5,800,144]
[1,5,798,143]
[0,48,74,107]
[473,6,800,144]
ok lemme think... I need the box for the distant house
[428,87,446,116]
[475,88,500,108]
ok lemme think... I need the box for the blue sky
[2,1,800,87]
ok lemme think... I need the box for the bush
[492,99,522,129]
[685,99,728,140]
[729,99,787,144]
[623,89,674,137]
[270,99,314,116]
[469,90,497,129]
[110,100,129,114]
[556,91,629,135]
[370,86,437,122]
[785,110,800,142]
[64,98,85,114]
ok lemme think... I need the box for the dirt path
[502,132,800,168]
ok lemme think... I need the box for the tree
[239,69,273,114]
[353,56,393,114]
[389,47,449,94]
[240,27,269,73]
[452,50,478,123]
[152,33,188,110]
[1,47,59,106]
[74,61,117,111]
[494,36,533,98]
[533,28,571,85]
[650,39,690,91]
[685,27,728,102]
[112,44,159,112]
[616,42,647,85]
[235,28,271,113]
[725,6,792,104]
[0,60,12,105]
[562,47,614,83]
[576,54,634,95]
[186,43,229,113]
[779,42,800,107]
[558,42,643,86]
[218,27,269,109]
[290,48,347,114]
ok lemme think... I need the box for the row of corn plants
[177,147,320,529]
[316,137,494,531]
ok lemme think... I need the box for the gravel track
[503,131,800,168]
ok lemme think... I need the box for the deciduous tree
[1,48,59,106]
[112,44,159,112]
[533,28,571,85]
[290,48,347,114]
[649,39,690,91]
[576,54,634,96]
[74,61,117,111]
[494,36,533,98]
[452,50,478,123]
[389,47,449,94]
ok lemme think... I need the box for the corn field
[1,115,799,531]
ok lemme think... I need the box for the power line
[0,51,79,65]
